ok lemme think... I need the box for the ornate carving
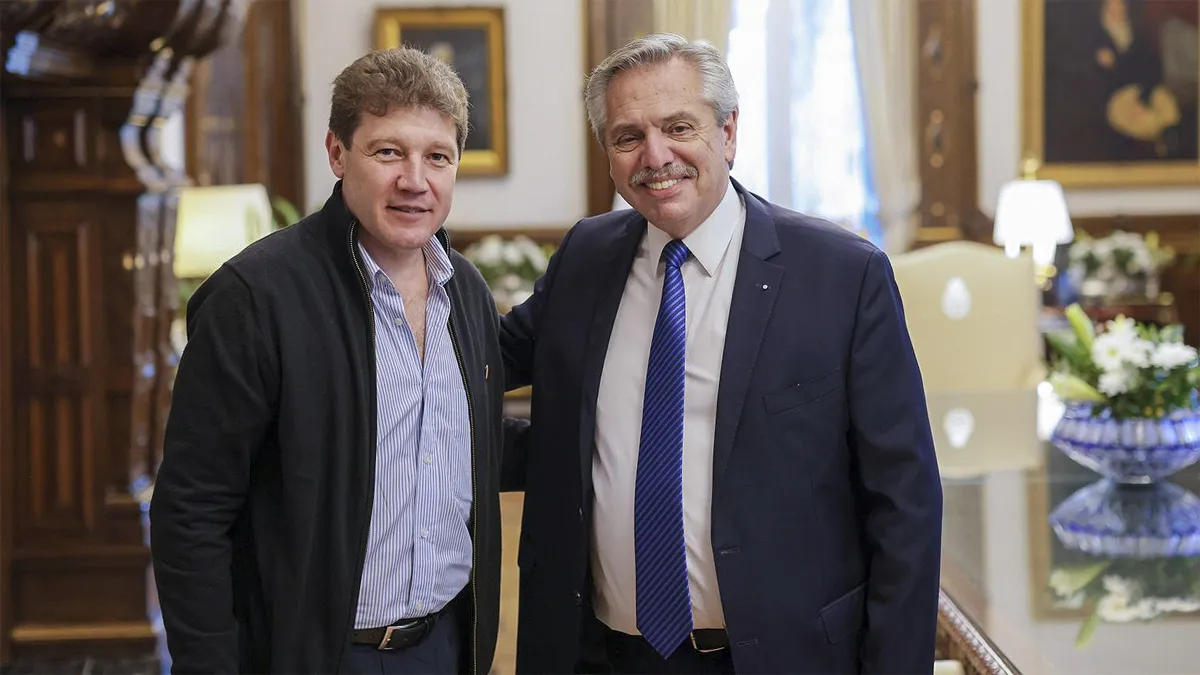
[937,590,1021,675]
[0,0,243,662]
[915,0,986,246]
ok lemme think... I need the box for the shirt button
[424,454,432,465]
[393,316,404,326]
[416,601,424,611]
[421,528,429,538]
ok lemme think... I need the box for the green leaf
[1076,601,1103,648]
[1065,303,1095,349]
[1049,372,1106,402]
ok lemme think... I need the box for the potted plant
[1047,304,1200,483]
[461,235,554,313]
[1067,230,1174,301]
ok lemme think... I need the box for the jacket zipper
[447,317,479,674]
[346,221,379,654]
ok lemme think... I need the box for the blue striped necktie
[635,238,692,658]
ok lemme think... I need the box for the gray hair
[584,33,739,144]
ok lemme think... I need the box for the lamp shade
[174,184,274,278]
[992,178,1073,266]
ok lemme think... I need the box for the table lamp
[174,183,275,279]
[992,158,1073,288]
[172,184,274,352]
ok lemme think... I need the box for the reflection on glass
[1047,479,1200,646]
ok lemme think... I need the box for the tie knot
[661,239,689,269]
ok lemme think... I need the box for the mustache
[629,164,697,186]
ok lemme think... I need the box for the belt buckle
[377,619,423,651]
[690,631,726,654]
[378,624,400,651]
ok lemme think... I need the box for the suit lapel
[713,184,783,490]
[578,212,646,493]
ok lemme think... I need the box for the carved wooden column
[915,0,986,245]
[0,0,241,662]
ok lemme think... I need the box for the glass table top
[932,386,1200,675]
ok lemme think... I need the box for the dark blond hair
[329,47,470,153]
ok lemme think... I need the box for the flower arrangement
[1049,559,1200,647]
[1067,230,1174,300]
[1047,304,1200,420]
[461,234,554,311]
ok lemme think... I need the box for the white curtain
[726,0,881,243]
[652,0,734,52]
[848,0,921,253]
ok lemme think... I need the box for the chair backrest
[890,241,1043,391]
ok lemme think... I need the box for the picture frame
[1021,0,1200,187]
[374,6,508,176]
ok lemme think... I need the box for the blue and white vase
[1050,479,1200,558]
[1051,402,1200,484]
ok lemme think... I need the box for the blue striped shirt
[354,238,473,629]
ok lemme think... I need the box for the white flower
[1151,342,1198,370]
[1099,369,1132,396]
[501,241,524,266]
[1091,332,1152,371]
[1102,575,1134,598]
[468,235,505,266]
[517,237,548,270]
[508,289,533,307]
[1153,597,1200,613]
[1105,316,1138,340]
[1097,589,1161,623]
[499,273,523,292]
[1069,240,1093,263]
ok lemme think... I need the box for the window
[727,0,881,244]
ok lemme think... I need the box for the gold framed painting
[375,7,508,176]
[1022,0,1200,187]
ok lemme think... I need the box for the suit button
[573,591,582,606]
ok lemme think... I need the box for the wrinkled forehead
[604,62,710,130]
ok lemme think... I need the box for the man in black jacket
[150,48,511,674]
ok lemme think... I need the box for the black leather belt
[688,629,730,653]
[351,613,439,651]
[607,626,730,654]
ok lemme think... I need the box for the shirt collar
[357,235,455,291]
[644,178,743,277]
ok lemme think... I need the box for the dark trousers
[602,629,735,675]
[339,614,460,675]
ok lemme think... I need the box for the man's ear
[326,130,346,179]
[722,108,739,167]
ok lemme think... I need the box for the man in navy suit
[499,33,943,674]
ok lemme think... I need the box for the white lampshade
[992,178,1073,267]
[174,184,274,278]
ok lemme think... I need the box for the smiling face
[326,105,458,260]
[604,58,737,239]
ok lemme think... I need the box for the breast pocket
[763,368,842,415]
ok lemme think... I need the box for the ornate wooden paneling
[581,0,655,216]
[915,0,987,245]
[0,67,14,669]
[186,0,304,210]
[1,0,243,663]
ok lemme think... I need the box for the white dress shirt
[592,180,746,634]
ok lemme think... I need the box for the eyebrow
[365,136,458,157]
[608,111,703,138]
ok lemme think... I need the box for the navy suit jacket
[499,180,943,674]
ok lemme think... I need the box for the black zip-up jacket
[149,182,513,673]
